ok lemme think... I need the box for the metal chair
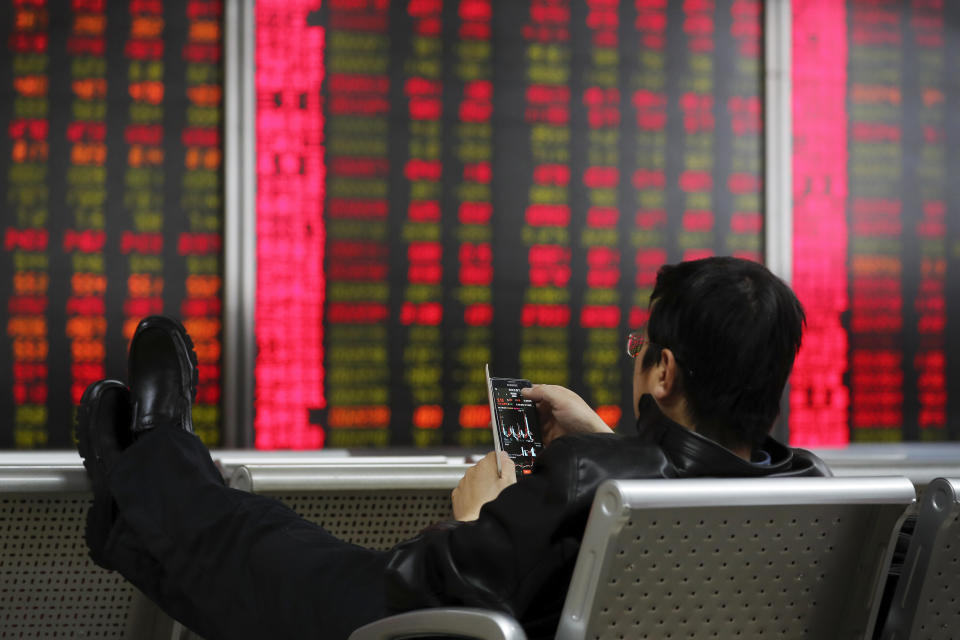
[227,461,468,549]
[348,608,528,640]
[878,477,960,640]
[349,476,915,640]
[0,461,176,639]
[0,455,467,638]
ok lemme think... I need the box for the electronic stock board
[4,0,960,450]
[253,0,766,448]
[2,0,223,447]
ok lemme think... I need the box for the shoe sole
[77,379,129,570]
[130,315,199,402]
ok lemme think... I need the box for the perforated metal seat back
[0,493,136,637]
[882,477,960,640]
[911,507,960,639]
[558,477,915,640]
[265,490,453,549]
[585,503,888,639]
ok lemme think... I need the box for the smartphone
[485,364,544,477]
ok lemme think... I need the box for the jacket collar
[634,395,796,477]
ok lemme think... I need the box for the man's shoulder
[543,432,666,467]
[533,434,674,502]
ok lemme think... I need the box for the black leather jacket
[384,403,831,638]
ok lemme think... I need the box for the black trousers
[90,427,392,640]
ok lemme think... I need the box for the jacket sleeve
[383,438,591,619]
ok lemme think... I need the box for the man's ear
[650,347,680,401]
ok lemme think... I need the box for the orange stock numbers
[72,77,107,100]
[71,273,107,296]
[66,316,107,339]
[184,147,221,170]
[13,75,48,97]
[12,338,49,362]
[127,273,164,297]
[15,8,47,30]
[129,81,164,104]
[131,16,164,39]
[70,339,106,362]
[186,84,221,106]
[74,14,106,36]
[328,406,391,429]
[188,20,220,42]
[413,405,443,429]
[8,316,47,338]
[128,144,164,166]
[13,272,49,295]
[11,139,48,162]
[183,317,221,340]
[185,274,221,297]
[71,142,106,165]
[595,405,622,428]
[459,404,490,429]
[193,340,221,362]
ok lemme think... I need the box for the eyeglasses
[625,331,646,358]
[626,329,695,378]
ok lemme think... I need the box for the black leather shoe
[128,315,199,437]
[76,379,133,490]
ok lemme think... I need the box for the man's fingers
[472,450,498,475]
[496,451,511,471]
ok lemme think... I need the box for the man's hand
[452,451,517,522]
[521,384,614,445]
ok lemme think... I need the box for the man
[77,257,829,640]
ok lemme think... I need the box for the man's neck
[728,444,752,462]
[657,399,753,462]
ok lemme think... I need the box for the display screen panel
[253,0,766,448]
[0,0,224,448]
[791,0,960,445]
[6,1,958,451]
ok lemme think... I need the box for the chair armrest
[348,607,527,640]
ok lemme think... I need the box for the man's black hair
[640,257,805,451]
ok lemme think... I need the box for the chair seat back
[557,476,915,640]
[0,465,152,637]
[228,462,465,549]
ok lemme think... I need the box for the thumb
[499,452,517,481]
[521,385,545,401]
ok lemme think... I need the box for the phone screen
[487,373,543,474]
